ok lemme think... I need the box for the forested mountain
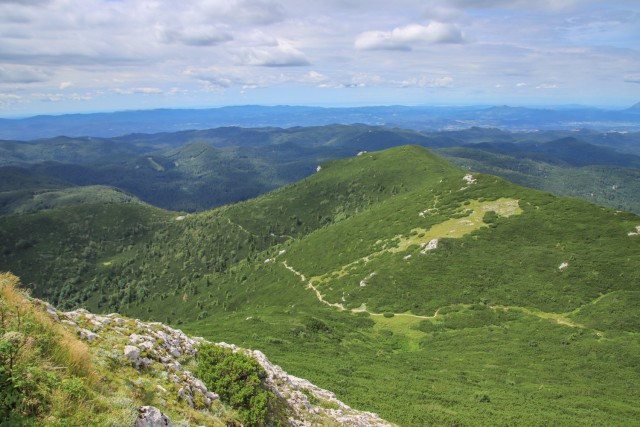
[2,125,640,215]
[2,145,639,426]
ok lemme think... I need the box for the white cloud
[184,67,234,88]
[400,75,454,88]
[155,25,233,46]
[347,73,383,87]
[1,0,640,113]
[113,87,164,95]
[304,71,329,84]
[0,93,23,106]
[355,22,465,50]
[235,40,310,66]
[0,65,51,83]
[197,0,286,25]
[536,83,558,89]
[436,0,585,11]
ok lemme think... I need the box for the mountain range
[2,125,640,215]
[2,104,640,140]
[2,141,639,426]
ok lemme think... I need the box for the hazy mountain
[2,103,640,140]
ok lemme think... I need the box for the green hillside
[439,146,640,214]
[1,145,640,426]
[0,167,144,216]
[4,125,640,215]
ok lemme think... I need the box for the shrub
[196,344,272,426]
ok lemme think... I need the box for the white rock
[463,174,477,184]
[124,345,141,364]
[134,406,174,427]
[79,328,99,342]
[45,304,59,321]
[420,239,439,254]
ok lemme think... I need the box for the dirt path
[223,217,257,237]
[282,260,440,319]
[281,260,594,329]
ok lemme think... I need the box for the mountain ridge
[2,145,640,425]
[2,104,640,140]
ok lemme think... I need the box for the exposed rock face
[134,406,174,427]
[51,305,394,427]
[219,343,394,427]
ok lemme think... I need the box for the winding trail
[282,260,440,320]
[223,217,254,236]
[281,260,588,328]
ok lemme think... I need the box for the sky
[1,0,639,116]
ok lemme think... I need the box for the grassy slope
[0,185,143,216]
[1,145,640,425]
[439,146,640,214]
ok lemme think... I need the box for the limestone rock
[124,345,141,367]
[79,328,98,342]
[134,406,173,427]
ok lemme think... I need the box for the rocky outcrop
[134,406,174,427]
[219,343,393,427]
[133,406,173,427]
[51,306,394,427]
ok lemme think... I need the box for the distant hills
[2,125,640,214]
[1,103,640,140]
[2,145,640,426]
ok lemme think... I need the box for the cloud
[400,75,454,88]
[536,83,558,89]
[184,67,234,88]
[346,73,383,88]
[113,87,164,95]
[0,0,50,5]
[302,71,330,84]
[235,40,310,66]
[355,22,465,51]
[155,25,233,46]
[624,74,640,84]
[0,93,23,105]
[437,0,584,11]
[197,0,286,25]
[0,65,51,83]
[59,81,72,90]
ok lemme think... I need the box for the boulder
[134,406,173,427]
[124,345,141,367]
[79,328,98,342]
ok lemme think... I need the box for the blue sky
[1,0,639,116]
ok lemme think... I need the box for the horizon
[1,1,639,117]
[1,101,638,120]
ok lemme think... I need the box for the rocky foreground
[42,301,393,427]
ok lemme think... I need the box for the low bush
[196,344,273,426]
